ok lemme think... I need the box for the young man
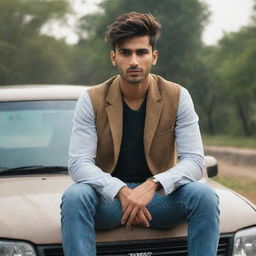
[61,12,220,256]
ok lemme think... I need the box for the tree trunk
[236,99,251,136]
[203,100,215,134]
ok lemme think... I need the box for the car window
[0,100,76,171]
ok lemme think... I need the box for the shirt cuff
[99,177,127,202]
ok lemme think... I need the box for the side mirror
[204,155,218,178]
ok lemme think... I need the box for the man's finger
[121,205,132,225]
[126,207,139,228]
[143,207,152,221]
[137,210,149,227]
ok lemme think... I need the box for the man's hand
[117,179,158,228]
[117,186,149,227]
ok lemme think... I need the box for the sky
[201,0,255,45]
[43,0,255,45]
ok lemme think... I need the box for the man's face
[110,36,158,84]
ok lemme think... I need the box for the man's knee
[184,182,219,212]
[61,183,97,211]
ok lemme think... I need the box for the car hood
[0,176,255,244]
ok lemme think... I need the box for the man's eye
[137,50,148,55]
[120,51,130,56]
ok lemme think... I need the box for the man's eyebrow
[117,48,131,52]
[117,48,150,52]
[136,48,150,52]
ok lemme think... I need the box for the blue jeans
[61,182,220,256]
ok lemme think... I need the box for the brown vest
[87,73,181,175]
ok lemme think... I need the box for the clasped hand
[117,179,158,228]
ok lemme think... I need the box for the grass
[202,134,256,149]
[203,134,256,203]
[213,174,256,203]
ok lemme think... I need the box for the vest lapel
[144,75,163,157]
[106,76,123,170]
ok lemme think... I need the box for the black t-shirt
[112,97,152,182]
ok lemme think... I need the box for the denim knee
[184,182,220,215]
[61,183,98,213]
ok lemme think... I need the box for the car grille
[37,235,233,256]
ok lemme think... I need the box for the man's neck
[120,76,150,102]
[119,76,150,111]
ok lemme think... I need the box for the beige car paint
[0,175,255,244]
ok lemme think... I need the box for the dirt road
[204,146,256,203]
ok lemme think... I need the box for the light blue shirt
[68,86,205,202]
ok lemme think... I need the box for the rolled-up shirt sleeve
[68,91,126,201]
[154,87,205,195]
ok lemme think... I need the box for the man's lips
[127,69,142,74]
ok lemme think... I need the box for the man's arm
[68,91,126,202]
[153,86,204,194]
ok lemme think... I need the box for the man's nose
[129,53,139,67]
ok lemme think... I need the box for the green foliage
[0,0,71,85]
[217,27,256,135]
[189,46,225,134]
[191,10,256,136]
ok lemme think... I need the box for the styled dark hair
[105,12,161,50]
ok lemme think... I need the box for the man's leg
[60,183,122,256]
[147,181,220,256]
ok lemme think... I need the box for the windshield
[0,100,76,172]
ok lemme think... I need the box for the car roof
[0,85,89,102]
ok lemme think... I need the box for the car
[0,85,255,256]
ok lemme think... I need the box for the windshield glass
[0,100,76,171]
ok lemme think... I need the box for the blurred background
[0,0,255,201]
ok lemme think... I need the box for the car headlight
[0,240,36,256]
[233,226,256,256]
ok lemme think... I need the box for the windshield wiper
[0,165,68,175]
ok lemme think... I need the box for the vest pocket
[150,126,175,173]
[155,125,174,135]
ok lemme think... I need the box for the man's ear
[110,50,116,66]
[152,50,158,66]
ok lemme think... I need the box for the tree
[216,26,256,136]
[0,0,71,85]
[189,46,227,134]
